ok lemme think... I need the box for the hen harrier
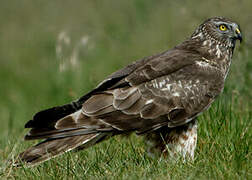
[15,17,242,166]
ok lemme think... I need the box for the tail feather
[24,127,99,140]
[24,110,114,141]
[15,133,107,167]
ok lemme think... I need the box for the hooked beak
[235,28,242,43]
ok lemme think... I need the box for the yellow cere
[236,28,241,34]
[219,24,227,31]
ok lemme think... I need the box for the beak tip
[238,35,242,43]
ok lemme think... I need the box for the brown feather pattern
[15,17,242,166]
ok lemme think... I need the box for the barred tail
[15,133,108,167]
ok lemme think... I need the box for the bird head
[191,17,242,50]
[199,17,242,48]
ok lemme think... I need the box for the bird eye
[219,24,227,31]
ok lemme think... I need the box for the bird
[15,17,242,166]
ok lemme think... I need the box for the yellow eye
[219,24,227,31]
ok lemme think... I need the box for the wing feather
[24,47,223,143]
[78,62,223,132]
[113,88,141,110]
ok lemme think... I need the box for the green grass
[0,0,251,179]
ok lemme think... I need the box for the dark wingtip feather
[25,103,81,129]
[24,120,34,128]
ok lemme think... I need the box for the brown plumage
[15,17,242,166]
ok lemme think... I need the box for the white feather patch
[71,110,82,120]
[196,61,210,67]
[172,92,180,97]
[145,99,154,105]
